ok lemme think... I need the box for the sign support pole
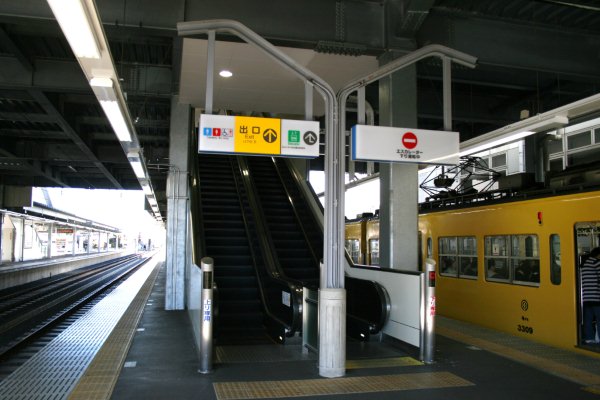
[442,56,452,132]
[205,30,215,115]
[178,20,343,378]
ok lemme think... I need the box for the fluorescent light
[219,70,233,78]
[90,78,132,142]
[90,77,112,88]
[98,100,132,142]
[141,181,152,195]
[130,159,145,179]
[460,115,568,156]
[47,0,101,59]
[127,152,146,179]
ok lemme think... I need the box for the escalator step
[218,287,259,300]
[212,254,253,266]
[213,265,255,277]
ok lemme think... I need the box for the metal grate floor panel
[0,257,160,400]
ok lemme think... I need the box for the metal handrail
[275,160,391,334]
[177,18,340,289]
[269,158,321,268]
[233,156,303,336]
[188,143,207,269]
[337,44,478,182]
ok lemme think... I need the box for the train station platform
[1,253,600,400]
[0,251,128,289]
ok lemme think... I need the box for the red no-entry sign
[402,132,418,149]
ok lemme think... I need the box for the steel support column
[166,95,191,310]
[378,65,419,269]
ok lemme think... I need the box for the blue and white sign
[351,125,460,165]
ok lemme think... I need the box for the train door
[574,221,600,348]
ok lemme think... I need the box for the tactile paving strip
[213,371,474,399]
[0,257,160,400]
[345,356,422,369]
[67,261,161,400]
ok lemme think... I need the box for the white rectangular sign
[199,114,320,158]
[351,125,459,165]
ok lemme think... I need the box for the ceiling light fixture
[219,70,233,78]
[140,181,152,195]
[46,0,101,59]
[460,114,569,156]
[90,77,132,142]
[127,152,146,179]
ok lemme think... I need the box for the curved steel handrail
[177,18,341,289]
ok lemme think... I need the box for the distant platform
[0,251,131,289]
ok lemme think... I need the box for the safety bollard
[199,257,214,374]
[422,258,436,364]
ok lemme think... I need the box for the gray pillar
[378,64,419,270]
[166,95,191,310]
[72,228,77,255]
[47,223,53,259]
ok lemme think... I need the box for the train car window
[439,237,458,277]
[550,234,561,285]
[345,239,361,264]
[485,234,540,286]
[486,257,509,281]
[512,235,540,284]
[595,127,600,144]
[459,236,478,278]
[439,236,477,279]
[485,236,510,282]
[368,239,379,266]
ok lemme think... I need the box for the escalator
[196,155,267,343]
[193,153,387,344]
[245,157,319,287]
[246,157,389,340]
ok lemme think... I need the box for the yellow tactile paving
[213,371,473,400]
[67,261,161,400]
[437,324,600,388]
[345,356,422,369]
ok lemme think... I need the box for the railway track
[0,254,149,379]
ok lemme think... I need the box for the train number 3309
[517,324,534,334]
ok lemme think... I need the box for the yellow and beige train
[345,189,600,354]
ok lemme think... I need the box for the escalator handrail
[284,158,325,228]
[189,141,208,269]
[281,159,391,334]
[232,156,303,335]
[269,158,321,267]
[237,157,304,287]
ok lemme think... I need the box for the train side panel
[419,191,600,352]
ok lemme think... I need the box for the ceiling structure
[1,0,600,222]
